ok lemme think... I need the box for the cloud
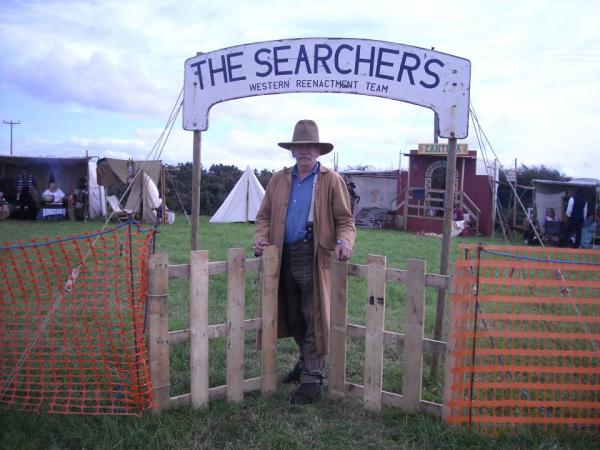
[2,0,600,179]
[0,42,169,116]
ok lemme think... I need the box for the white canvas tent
[532,178,600,230]
[210,166,265,223]
[97,158,163,223]
[124,172,162,223]
[87,160,106,218]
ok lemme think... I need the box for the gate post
[148,253,170,412]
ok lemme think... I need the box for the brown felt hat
[278,119,334,155]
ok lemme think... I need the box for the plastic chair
[106,195,134,222]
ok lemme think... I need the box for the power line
[3,120,20,155]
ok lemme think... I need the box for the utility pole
[512,158,517,228]
[3,120,20,155]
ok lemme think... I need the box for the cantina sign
[183,38,471,138]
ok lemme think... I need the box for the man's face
[291,145,320,170]
[49,182,57,192]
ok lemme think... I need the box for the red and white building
[343,143,496,235]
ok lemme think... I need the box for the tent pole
[161,165,167,225]
[431,136,457,378]
[191,130,202,251]
[246,175,250,222]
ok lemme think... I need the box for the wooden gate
[146,248,449,415]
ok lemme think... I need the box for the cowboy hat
[278,119,334,155]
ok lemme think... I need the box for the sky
[1,0,600,178]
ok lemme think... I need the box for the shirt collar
[292,161,320,177]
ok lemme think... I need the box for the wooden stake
[161,165,167,224]
[260,245,278,397]
[432,136,458,378]
[403,259,426,413]
[404,164,411,231]
[328,255,349,400]
[442,257,469,423]
[148,253,170,412]
[190,250,209,408]
[226,248,245,403]
[363,254,386,412]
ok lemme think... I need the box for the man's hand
[253,239,269,256]
[335,240,352,262]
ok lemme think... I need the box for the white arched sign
[183,38,471,138]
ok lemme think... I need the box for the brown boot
[281,361,302,384]
[289,383,321,404]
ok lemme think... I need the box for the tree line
[163,162,571,218]
[164,163,274,215]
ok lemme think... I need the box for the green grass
[0,218,597,449]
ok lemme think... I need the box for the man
[561,188,588,248]
[346,181,360,214]
[253,119,356,404]
[41,179,66,220]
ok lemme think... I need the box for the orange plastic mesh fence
[0,222,154,415]
[446,244,600,432]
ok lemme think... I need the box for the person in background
[452,203,464,221]
[12,169,38,219]
[523,208,541,246]
[581,212,596,249]
[545,208,558,223]
[41,179,66,220]
[346,181,360,214]
[560,188,587,248]
[253,119,356,405]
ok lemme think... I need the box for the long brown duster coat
[254,163,356,354]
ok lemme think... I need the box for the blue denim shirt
[284,163,319,244]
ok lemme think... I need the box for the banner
[183,38,471,138]
[417,143,469,155]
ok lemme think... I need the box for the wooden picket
[190,250,209,408]
[328,258,349,400]
[226,248,245,403]
[147,253,170,412]
[364,255,386,412]
[260,246,279,396]
[403,259,426,413]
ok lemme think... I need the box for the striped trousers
[280,238,325,384]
